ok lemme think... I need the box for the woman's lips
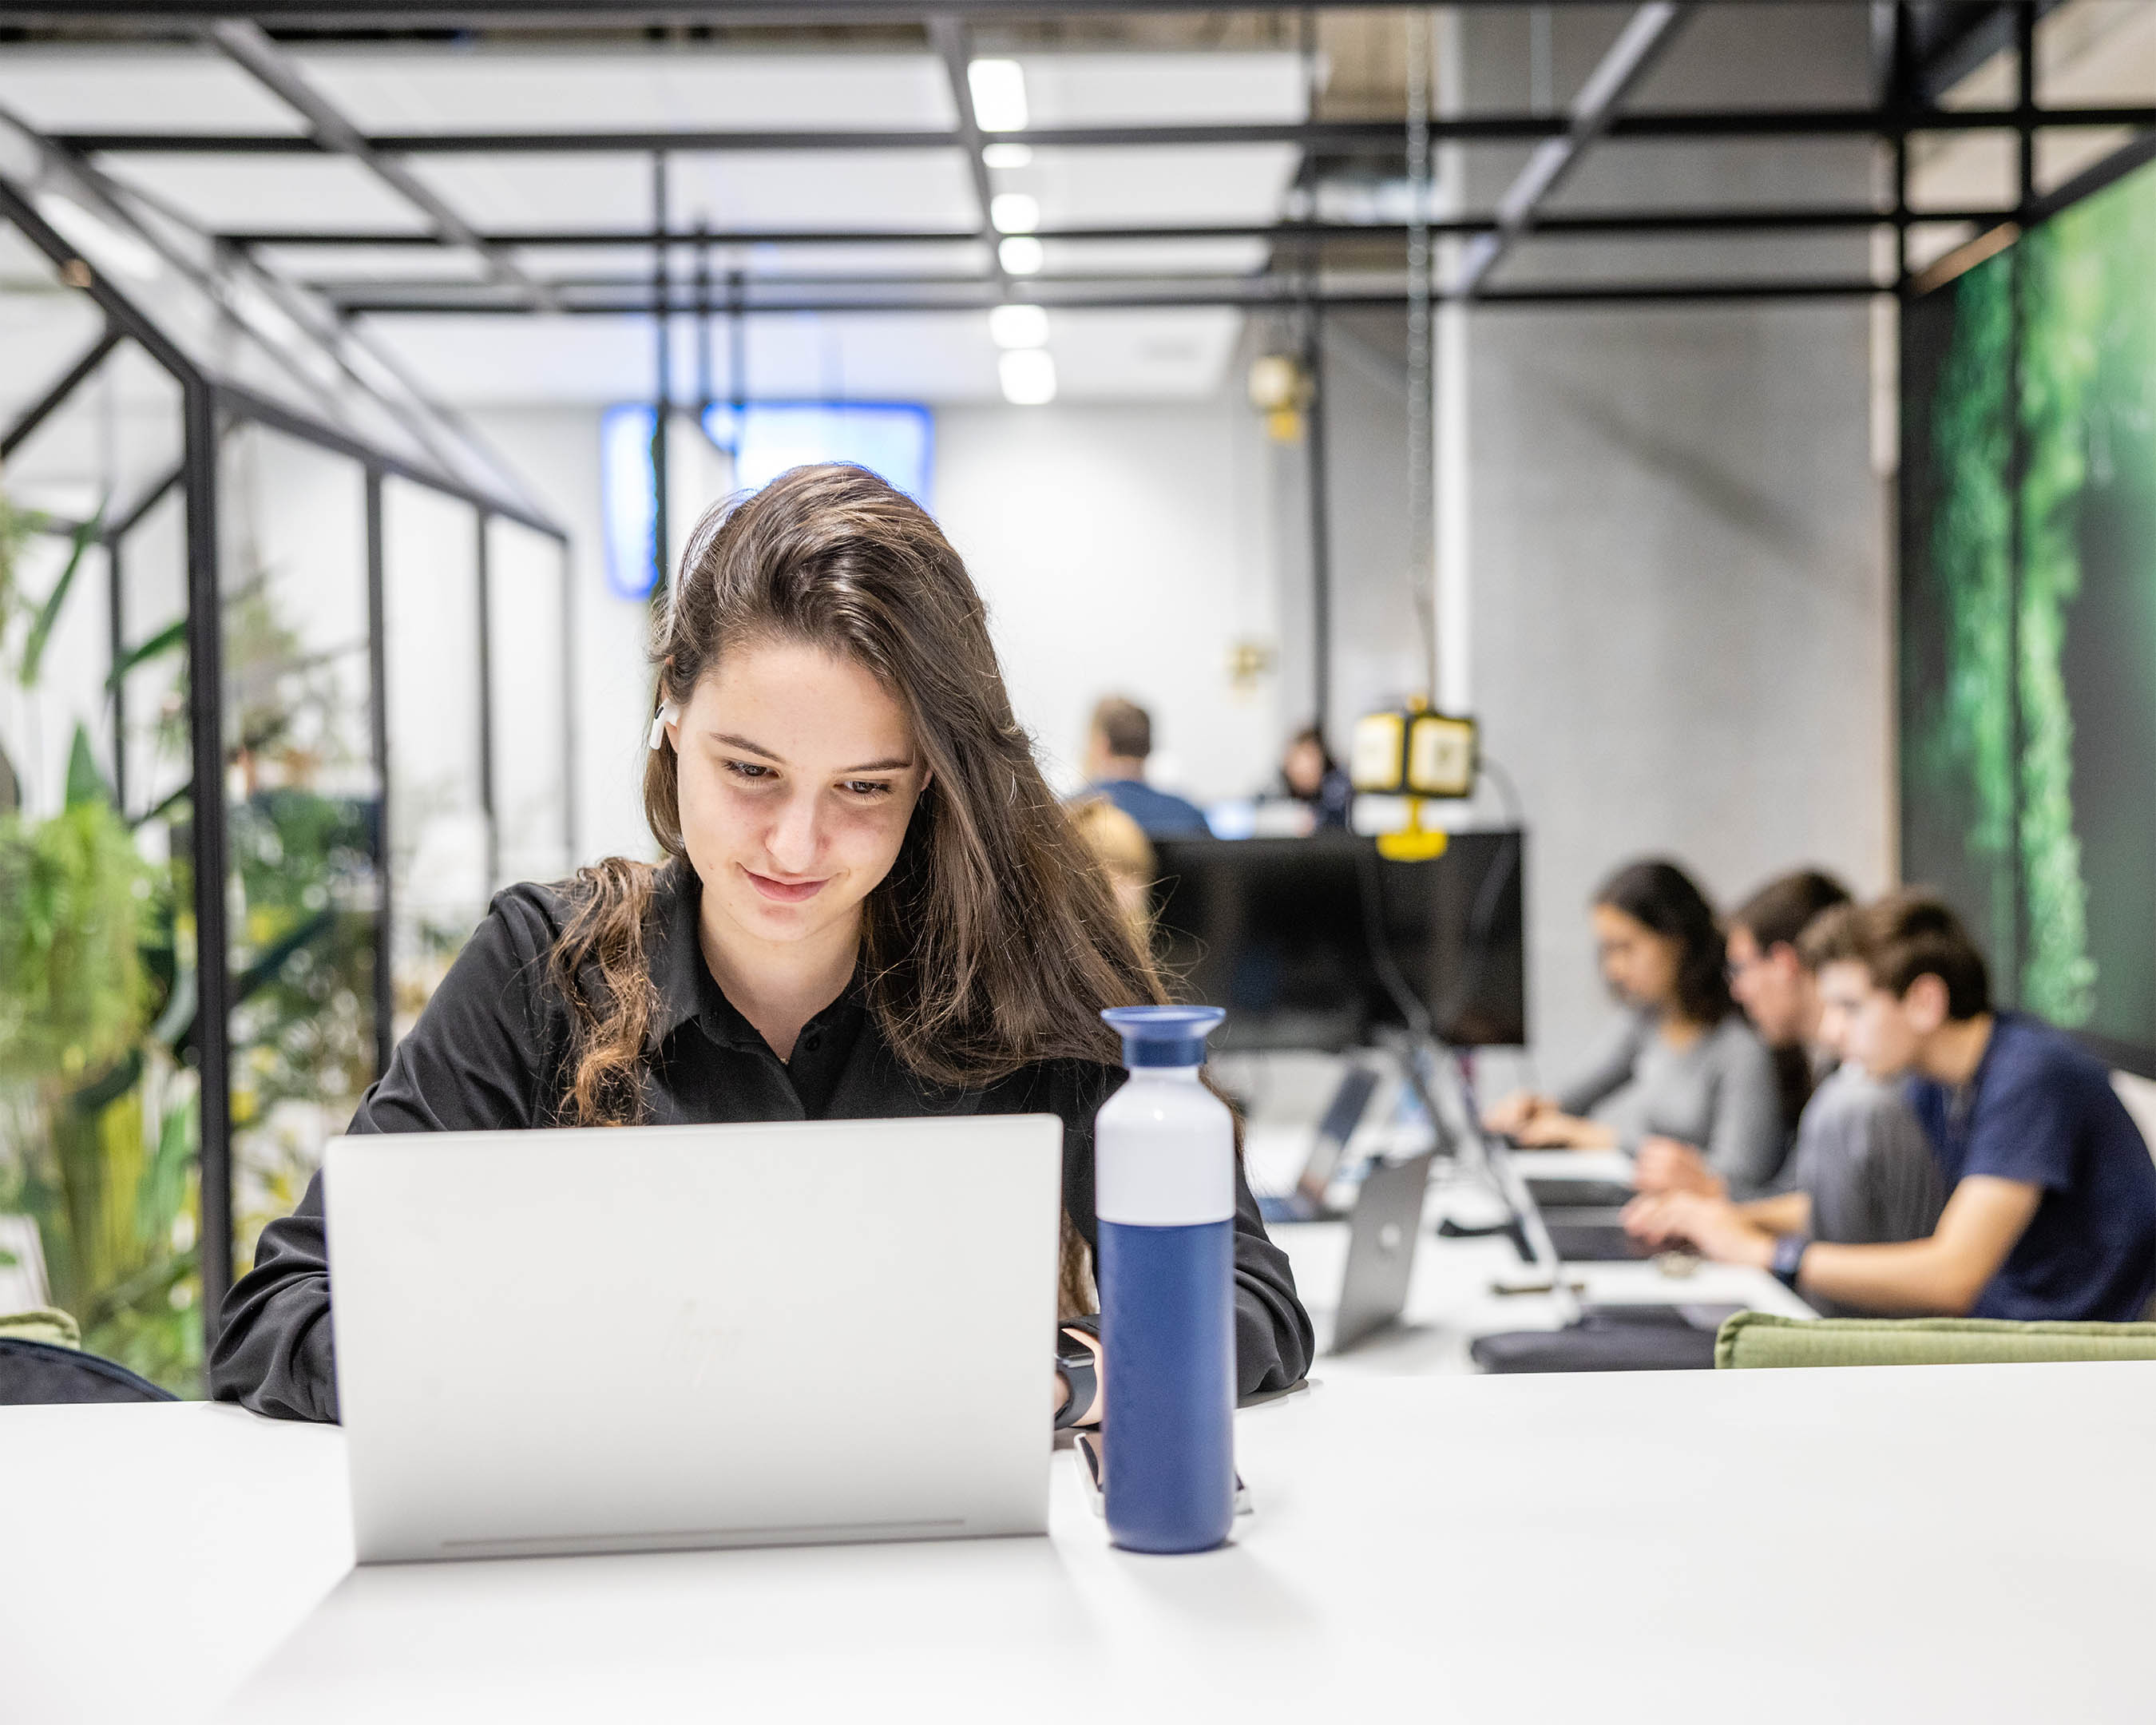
[743,868,828,904]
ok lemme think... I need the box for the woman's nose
[763,789,824,871]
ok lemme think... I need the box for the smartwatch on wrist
[1770,1233,1809,1291]
[1053,1316,1100,1431]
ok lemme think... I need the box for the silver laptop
[323,1115,1063,1564]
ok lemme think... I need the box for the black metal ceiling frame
[36,11,2154,312]
[0,171,573,1349]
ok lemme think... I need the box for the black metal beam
[0,325,122,460]
[331,276,1885,315]
[364,467,395,1085]
[233,205,2018,256]
[57,104,2156,158]
[180,375,234,1331]
[0,1,1923,25]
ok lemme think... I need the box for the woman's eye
[724,759,775,783]
[842,780,896,799]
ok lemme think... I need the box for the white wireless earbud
[646,702,679,751]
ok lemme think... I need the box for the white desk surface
[9,1364,2156,1724]
[1277,1164,1817,1370]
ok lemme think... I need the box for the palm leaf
[105,617,188,695]
[18,504,106,689]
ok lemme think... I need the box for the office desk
[1276,1161,1817,1371]
[9,1366,2156,1723]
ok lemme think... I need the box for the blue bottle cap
[1101,1005,1227,1068]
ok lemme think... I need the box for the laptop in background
[1255,1063,1383,1223]
[326,1116,1063,1564]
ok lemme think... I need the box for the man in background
[1080,696,1208,838]
[1631,892,2156,1321]
[1627,870,1946,1313]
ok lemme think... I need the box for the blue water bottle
[1096,1005,1235,1554]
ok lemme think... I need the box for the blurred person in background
[1068,793,1156,946]
[1623,873,1947,1313]
[1483,858,1785,1199]
[1078,696,1207,839]
[1278,724,1352,832]
[1629,893,2156,1321]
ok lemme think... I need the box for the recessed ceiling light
[989,303,1049,348]
[983,142,1034,169]
[999,348,1056,406]
[968,59,1028,133]
[998,236,1046,276]
[989,192,1039,234]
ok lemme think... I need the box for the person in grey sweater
[1484,858,1789,1199]
[1624,870,1948,1313]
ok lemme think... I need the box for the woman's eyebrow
[712,732,783,762]
[840,756,914,774]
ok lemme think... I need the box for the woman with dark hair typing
[210,463,1312,1424]
[1484,858,1786,1199]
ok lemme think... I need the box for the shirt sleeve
[1964,1046,2081,1193]
[1553,1013,1649,1118]
[206,890,562,1422]
[1054,1062,1314,1401]
[1700,1022,1787,1200]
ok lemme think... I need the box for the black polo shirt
[210,864,1314,1422]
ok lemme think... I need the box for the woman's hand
[1511,1111,1618,1149]
[1634,1135,1727,1199]
[1484,1090,1554,1136]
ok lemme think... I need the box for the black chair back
[0,1337,176,1404]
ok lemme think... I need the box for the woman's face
[1592,902,1682,1012]
[665,637,929,956]
[1283,737,1325,798]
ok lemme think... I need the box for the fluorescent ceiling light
[983,142,1034,169]
[968,59,1028,132]
[988,303,1049,348]
[999,348,1056,406]
[998,236,1045,276]
[34,190,161,283]
[989,192,1039,235]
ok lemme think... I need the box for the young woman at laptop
[210,464,1314,1425]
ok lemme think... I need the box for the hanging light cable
[1404,8,1438,704]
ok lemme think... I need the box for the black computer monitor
[1146,829,1526,1052]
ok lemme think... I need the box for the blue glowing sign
[703,402,934,509]
[600,402,659,600]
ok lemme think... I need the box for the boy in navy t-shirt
[1627,892,2156,1320]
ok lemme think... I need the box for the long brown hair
[549,464,1167,1304]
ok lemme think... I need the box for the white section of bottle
[1095,1065,1236,1227]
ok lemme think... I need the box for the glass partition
[0,248,204,1386]
[485,514,572,890]
[382,476,489,1040]
[219,423,382,1281]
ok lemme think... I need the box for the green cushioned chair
[1714,1309,2156,1370]
[0,1307,81,1349]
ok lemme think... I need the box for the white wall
[464,406,668,869]
[933,399,1287,800]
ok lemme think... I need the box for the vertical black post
[1889,0,1912,293]
[1303,303,1334,740]
[365,469,394,1078]
[694,224,713,431]
[651,152,672,602]
[559,537,577,866]
[728,268,747,455]
[180,380,232,1331]
[106,533,127,811]
[474,510,497,894]
[2003,2,2036,1005]
[2015,2,2037,220]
